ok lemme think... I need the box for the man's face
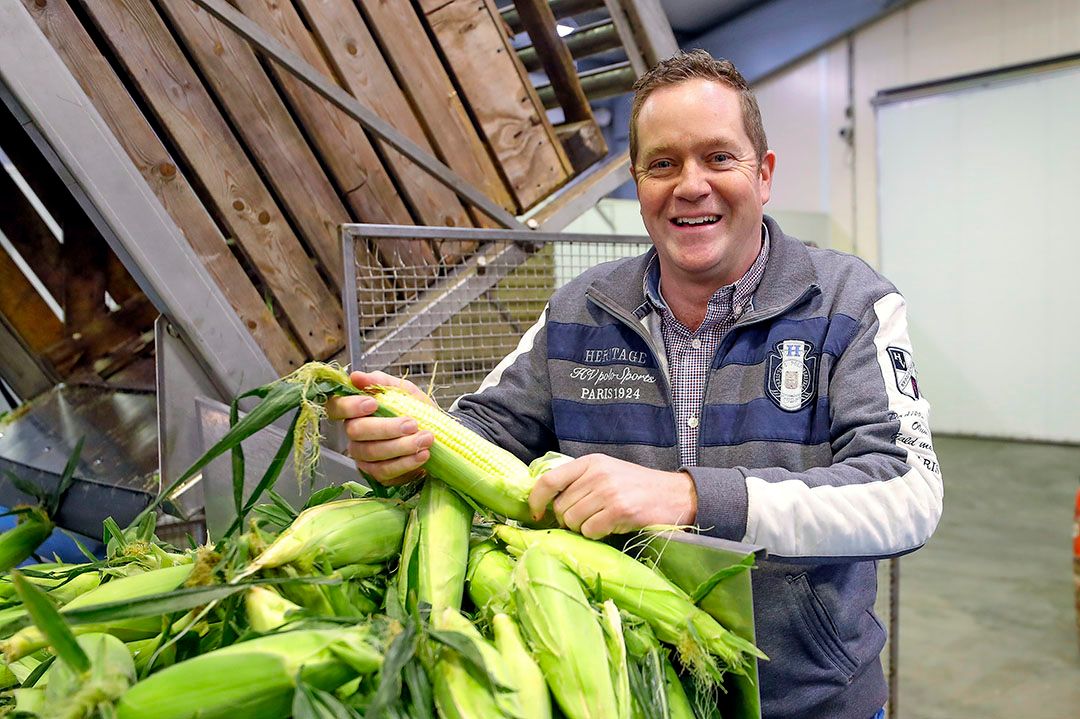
[632,79,775,290]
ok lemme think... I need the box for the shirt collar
[643,222,771,313]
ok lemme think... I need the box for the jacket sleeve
[687,292,944,561]
[448,306,557,464]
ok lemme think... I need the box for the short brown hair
[629,50,767,164]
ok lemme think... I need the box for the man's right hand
[325,371,436,486]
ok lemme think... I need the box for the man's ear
[759,150,777,205]
[629,161,638,184]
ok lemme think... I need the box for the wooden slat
[0,166,64,300]
[159,0,385,300]
[0,246,64,356]
[419,0,572,212]
[22,0,303,373]
[513,0,599,126]
[45,294,159,377]
[356,0,514,229]
[555,120,608,172]
[296,0,477,261]
[76,0,344,360]
[232,0,437,277]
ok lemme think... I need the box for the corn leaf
[11,571,89,674]
[402,659,434,719]
[294,680,362,719]
[427,628,513,693]
[366,615,419,717]
[221,412,301,542]
[60,529,100,563]
[689,554,755,604]
[49,436,84,517]
[21,653,56,688]
[304,485,346,510]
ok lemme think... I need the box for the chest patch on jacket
[766,340,819,412]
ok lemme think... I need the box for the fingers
[349,371,435,407]
[579,510,618,540]
[558,491,605,534]
[349,428,433,463]
[355,450,430,486]
[325,394,377,422]
[528,458,587,520]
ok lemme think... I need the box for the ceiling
[660,0,767,36]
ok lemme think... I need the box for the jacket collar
[586,215,819,320]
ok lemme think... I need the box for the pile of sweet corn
[0,362,764,719]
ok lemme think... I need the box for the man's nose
[672,162,710,201]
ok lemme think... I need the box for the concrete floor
[877,436,1080,719]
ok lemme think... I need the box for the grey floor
[876,436,1080,719]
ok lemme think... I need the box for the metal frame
[341,224,652,372]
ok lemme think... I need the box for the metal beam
[188,0,523,230]
[0,4,276,397]
[685,0,913,84]
[0,314,54,401]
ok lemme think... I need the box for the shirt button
[691,338,702,350]
[687,416,699,429]
[733,304,744,317]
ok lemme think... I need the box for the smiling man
[329,51,943,719]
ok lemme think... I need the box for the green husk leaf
[402,658,435,719]
[12,570,89,673]
[60,529,100,563]
[20,653,56,688]
[689,554,755,604]
[427,628,513,693]
[294,679,363,719]
[305,485,346,509]
[222,411,301,542]
[367,615,419,716]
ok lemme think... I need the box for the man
[328,50,942,718]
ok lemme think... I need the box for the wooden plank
[513,0,599,126]
[22,0,302,373]
[296,0,477,257]
[76,0,343,360]
[419,0,572,212]
[159,0,387,301]
[232,0,437,279]
[0,166,64,300]
[555,119,608,172]
[0,246,64,356]
[45,294,158,378]
[355,0,515,228]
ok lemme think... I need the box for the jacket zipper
[584,290,672,394]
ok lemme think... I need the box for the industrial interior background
[0,1,1078,717]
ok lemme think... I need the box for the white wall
[755,0,1080,264]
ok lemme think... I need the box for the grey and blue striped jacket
[453,215,943,718]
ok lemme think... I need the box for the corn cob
[0,506,53,572]
[244,586,302,633]
[492,612,551,719]
[42,632,137,719]
[1,563,194,662]
[415,480,472,615]
[115,626,383,719]
[364,385,537,522]
[465,540,516,616]
[600,599,632,719]
[494,525,765,683]
[237,497,407,579]
[512,547,621,719]
[431,607,521,719]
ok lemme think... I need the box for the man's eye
[711,153,732,163]
[651,160,673,170]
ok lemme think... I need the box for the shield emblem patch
[766,340,818,412]
[887,346,920,400]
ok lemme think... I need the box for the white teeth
[674,215,718,226]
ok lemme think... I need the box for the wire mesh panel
[345,228,651,407]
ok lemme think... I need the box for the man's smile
[670,214,721,227]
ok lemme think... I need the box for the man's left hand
[528,454,697,539]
